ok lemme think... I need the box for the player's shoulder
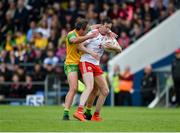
[91,29,99,33]
[87,29,99,34]
[67,30,77,37]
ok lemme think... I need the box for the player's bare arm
[103,43,122,53]
[90,24,117,38]
[90,24,102,30]
[70,32,98,44]
[78,42,100,60]
[108,31,118,38]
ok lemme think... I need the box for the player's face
[81,25,89,35]
[101,23,112,34]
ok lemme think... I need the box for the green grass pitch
[0,105,180,132]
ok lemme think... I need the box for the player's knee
[103,89,109,96]
[91,89,98,96]
[86,85,94,91]
[69,86,77,94]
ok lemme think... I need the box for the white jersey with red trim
[80,30,109,65]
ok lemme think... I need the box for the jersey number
[98,44,102,49]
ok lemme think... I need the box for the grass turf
[0,105,180,132]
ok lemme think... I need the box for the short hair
[101,17,112,25]
[75,18,88,31]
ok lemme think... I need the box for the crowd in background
[0,0,177,103]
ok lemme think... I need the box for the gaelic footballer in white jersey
[80,29,121,65]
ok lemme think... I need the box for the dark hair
[101,17,112,25]
[75,18,88,31]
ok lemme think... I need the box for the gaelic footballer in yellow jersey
[65,30,82,65]
[63,18,99,120]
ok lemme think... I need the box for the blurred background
[0,0,180,108]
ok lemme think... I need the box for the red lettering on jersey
[99,44,102,49]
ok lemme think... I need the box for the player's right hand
[89,31,99,39]
[91,52,100,60]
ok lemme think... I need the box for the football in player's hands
[103,38,120,52]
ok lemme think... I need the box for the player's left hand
[103,43,115,49]
[108,32,118,38]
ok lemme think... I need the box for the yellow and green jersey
[65,30,82,65]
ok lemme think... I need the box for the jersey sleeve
[67,32,77,44]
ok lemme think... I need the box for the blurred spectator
[77,2,87,18]
[33,63,45,81]
[0,1,5,28]
[118,31,130,50]
[0,62,12,81]
[0,75,9,102]
[7,0,16,19]
[14,31,27,47]
[140,65,157,106]
[29,49,44,64]
[9,74,22,98]
[100,52,110,71]
[167,1,175,16]
[4,32,15,52]
[99,3,110,21]
[130,22,142,42]
[27,21,37,42]
[55,29,67,63]
[86,3,98,25]
[112,65,121,106]
[119,3,133,21]
[143,18,151,33]
[141,2,155,21]
[1,9,15,39]
[22,75,35,97]
[36,19,50,38]
[0,50,7,63]
[171,49,180,106]
[50,14,60,30]
[27,0,44,20]
[7,51,17,64]
[13,0,29,31]
[32,63,45,91]
[43,49,58,73]
[56,43,66,63]
[16,66,25,81]
[119,66,134,106]
[108,3,120,19]
[48,29,59,48]
[31,31,48,50]
[58,28,67,47]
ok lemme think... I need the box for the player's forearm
[78,43,92,54]
[72,35,91,44]
[78,43,99,60]
[115,46,122,52]
[112,45,122,53]
[90,24,102,30]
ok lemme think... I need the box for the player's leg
[73,72,94,121]
[64,72,78,108]
[79,72,94,107]
[73,62,95,121]
[84,84,99,120]
[63,65,78,120]
[91,74,109,121]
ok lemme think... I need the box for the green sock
[64,109,69,116]
[85,107,92,115]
